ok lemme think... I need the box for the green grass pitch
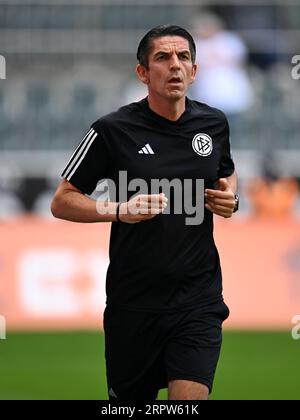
[0,331,299,400]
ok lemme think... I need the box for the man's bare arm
[51,179,115,223]
[204,170,238,218]
[224,170,238,195]
[51,179,168,224]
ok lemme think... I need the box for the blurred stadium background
[0,0,300,400]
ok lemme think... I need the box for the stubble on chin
[167,89,185,100]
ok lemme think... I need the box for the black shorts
[103,300,230,400]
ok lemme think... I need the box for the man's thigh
[168,379,209,400]
[103,307,167,400]
[165,300,230,398]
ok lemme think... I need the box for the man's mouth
[168,77,182,84]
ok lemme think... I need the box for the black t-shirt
[61,97,235,312]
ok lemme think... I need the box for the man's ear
[189,64,198,85]
[136,64,149,85]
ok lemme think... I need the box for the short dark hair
[137,24,196,68]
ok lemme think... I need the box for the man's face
[137,36,197,102]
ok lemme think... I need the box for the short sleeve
[217,116,235,178]
[61,124,110,195]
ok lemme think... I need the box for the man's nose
[169,54,180,69]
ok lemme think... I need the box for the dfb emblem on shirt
[192,133,213,157]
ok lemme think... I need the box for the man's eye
[180,54,189,60]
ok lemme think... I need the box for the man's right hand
[119,193,168,224]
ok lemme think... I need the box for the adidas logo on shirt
[138,144,155,154]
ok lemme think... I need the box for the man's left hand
[205,178,236,218]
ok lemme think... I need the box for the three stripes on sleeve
[61,128,98,182]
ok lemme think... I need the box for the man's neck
[147,94,186,122]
